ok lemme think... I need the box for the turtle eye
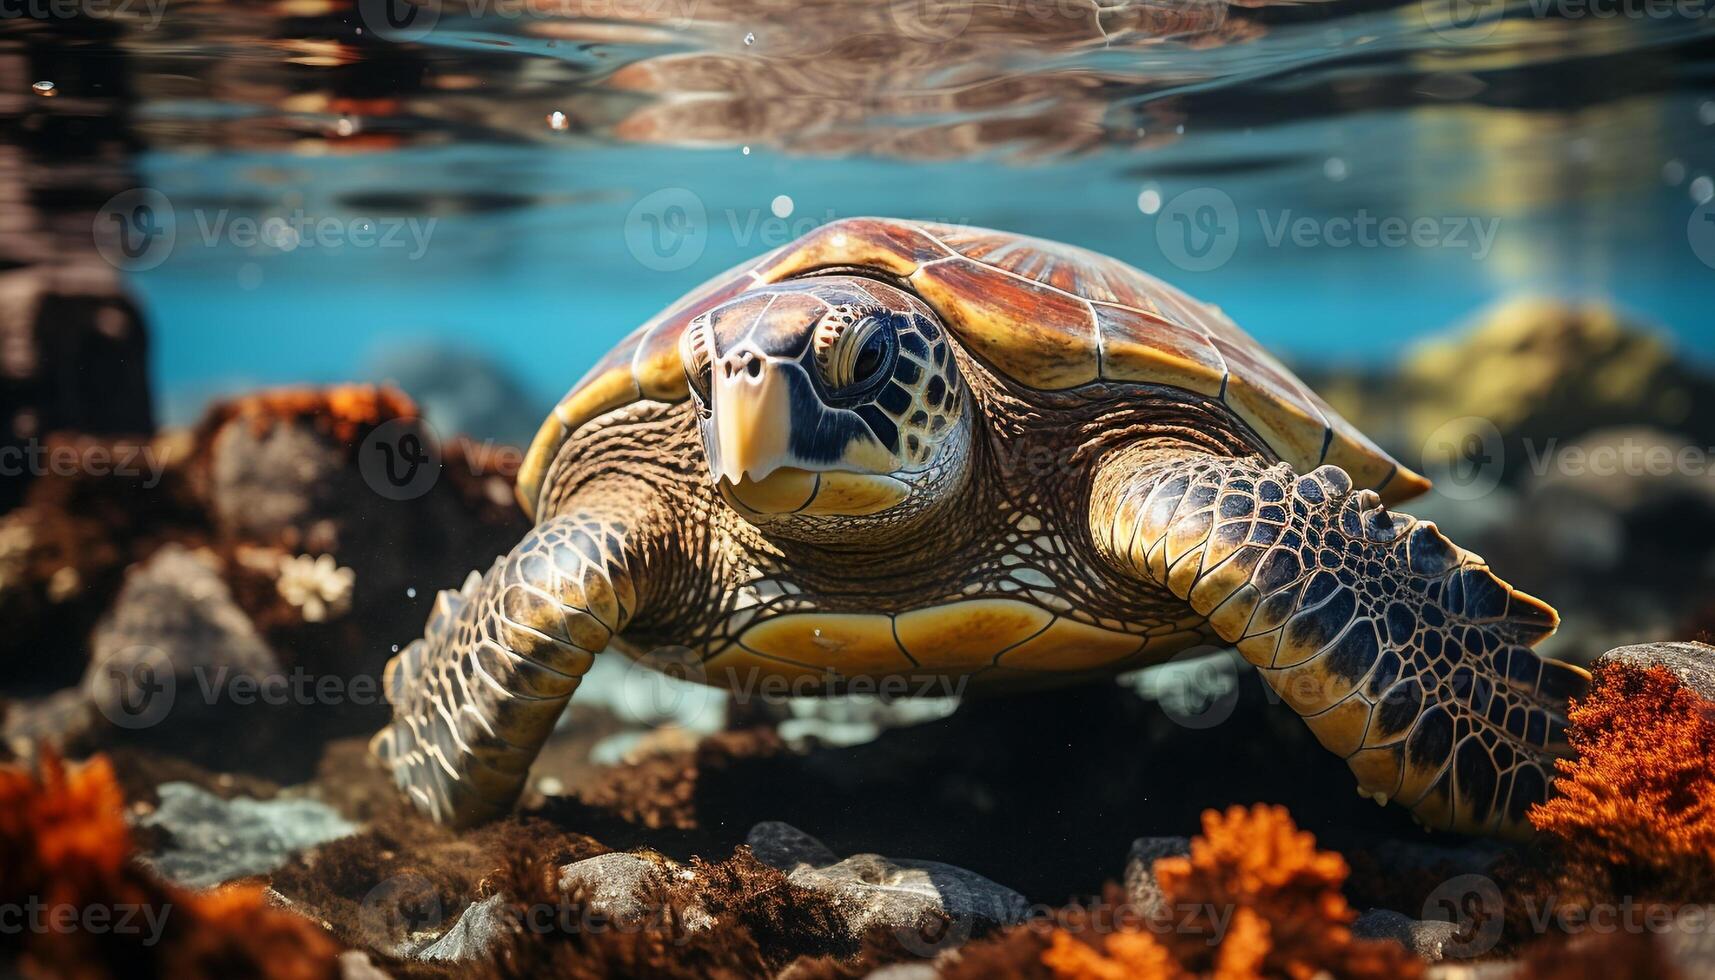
[815,309,895,395]
[683,318,713,404]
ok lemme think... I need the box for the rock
[1123,836,1191,918]
[202,393,394,551]
[135,782,358,889]
[1400,298,1715,478]
[775,696,961,749]
[1366,838,1507,877]
[85,544,279,734]
[1425,963,1521,979]
[747,820,839,870]
[1352,908,1463,962]
[746,822,1028,948]
[1595,641,1715,701]
[366,344,542,446]
[863,965,940,980]
[1657,905,1715,977]
[416,894,512,963]
[338,951,394,980]
[1,687,95,756]
[557,851,710,931]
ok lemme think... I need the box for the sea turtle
[372,217,1588,838]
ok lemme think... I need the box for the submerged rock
[135,781,358,888]
[1122,836,1191,918]
[414,894,512,963]
[746,821,1028,948]
[1351,908,1463,962]
[556,850,711,932]
[85,544,279,735]
[1594,641,1715,702]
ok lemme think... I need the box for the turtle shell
[518,218,1430,518]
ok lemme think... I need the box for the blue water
[104,2,1715,430]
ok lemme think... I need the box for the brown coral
[0,750,343,980]
[1040,804,1423,980]
[1531,663,1715,902]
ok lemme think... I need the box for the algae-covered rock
[746,821,1028,949]
[1401,298,1714,485]
[135,781,359,888]
[1592,641,1715,703]
[85,544,279,734]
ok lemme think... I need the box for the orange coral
[1043,928,1179,980]
[1041,805,1423,980]
[0,751,343,980]
[1531,663,1715,901]
[194,384,419,450]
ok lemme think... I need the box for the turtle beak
[711,347,793,485]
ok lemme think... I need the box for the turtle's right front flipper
[370,512,636,827]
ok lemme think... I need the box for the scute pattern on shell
[517,218,1428,519]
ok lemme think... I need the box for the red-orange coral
[1531,663,1715,901]
[1041,805,1423,980]
[0,751,343,980]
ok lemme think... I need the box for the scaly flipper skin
[370,510,636,828]
[1092,446,1591,839]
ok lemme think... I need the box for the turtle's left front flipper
[1092,447,1590,838]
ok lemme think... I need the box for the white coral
[0,519,33,594]
[276,553,355,623]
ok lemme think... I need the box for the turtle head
[682,275,971,539]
